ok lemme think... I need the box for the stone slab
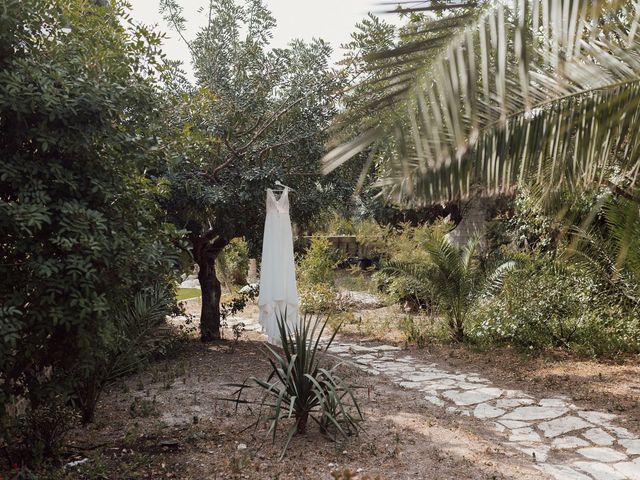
[502,406,569,421]
[539,416,592,438]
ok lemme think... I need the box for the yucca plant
[384,234,515,341]
[228,311,363,458]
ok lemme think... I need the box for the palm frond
[325,0,640,205]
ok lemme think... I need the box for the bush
[398,316,430,348]
[218,238,249,285]
[469,253,640,355]
[0,0,184,460]
[299,283,338,314]
[298,236,337,286]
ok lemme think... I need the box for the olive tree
[160,0,349,340]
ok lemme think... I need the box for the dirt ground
[51,335,543,479]
[41,296,639,479]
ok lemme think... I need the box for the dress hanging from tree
[258,187,299,343]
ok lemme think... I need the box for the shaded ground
[50,333,542,479]
[40,291,640,479]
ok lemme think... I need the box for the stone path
[326,341,640,480]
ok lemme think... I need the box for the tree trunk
[193,236,227,342]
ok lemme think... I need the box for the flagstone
[577,411,618,426]
[577,447,627,462]
[499,419,531,429]
[583,428,615,447]
[552,436,590,449]
[574,461,627,480]
[539,464,592,480]
[539,416,592,438]
[619,439,640,455]
[473,403,505,419]
[509,427,542,443]
[502,406,568,421]
[443,387,504,406]
[612,461,640,480]
[496,398,535,409]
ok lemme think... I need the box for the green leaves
[326,0,640,206]
[226,313,362,458]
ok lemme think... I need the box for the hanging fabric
[257,187,299,344]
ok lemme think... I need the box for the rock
[403,372,450,382]
[576,411,617,426]
[496,398,535,409]
[577,447,627,463]
[539,398,570,408]
[473,403,505,419]
[424,395,445,407]
[619,438,640,455]
[612,461,640,480]
[502,406,568,421]
[499,420,531,429]
[552,436,589,449]
[538,416,592,438]
[237,443,247,450]
[442,387,504,406]
[539,464,592,480]
[509,427,542,443]
[574,461,627,480]
[512,443,550,462]
[582,428,615,447]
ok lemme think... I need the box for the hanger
[269,180,295,192]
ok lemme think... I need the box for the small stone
[473,403,505,419]
[496,398,535,409]
[577,447,627,462]
[499,420,531,429]
[539,398,569,407]
[442,387,503,406]
[539,416,592,438]
[582,428,615,446]
[237,443,247,450]
[575,461,626,480]
[552,436,589,449]
[493,422,506,433]
[576,411,617,425]
[539,464,591,480]
[502,406,568,421]
[509,427,542,443]
[619,438,640,455]
[612,461,640,480]
[512,443,549,462]
[424,395,445,407]
[403,372,450,382]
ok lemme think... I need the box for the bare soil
[42,296,640,479]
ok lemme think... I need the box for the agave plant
[384,234,515,341]
[228,311,363,458]
[325,0,640,207]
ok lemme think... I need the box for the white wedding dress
[258,187,299,344]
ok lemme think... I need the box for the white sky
[129,0,392,82]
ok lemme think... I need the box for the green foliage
[298,236,337,286]
[0,0,184,456]
[382,232,515,341]
[299,283,338,314]
[398,317,429,349]
[217,238,250,285]
[159,0,352,339]
[229,314,362,458]
[470,253,640,355]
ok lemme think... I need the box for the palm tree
[324,0,640,206]
[384,235,515,341]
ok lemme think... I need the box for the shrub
[218,238,249,285]
[469,253,640,355]
[398,316,430,348]
[298,236,337,286]
[0,0,183,461]
[229,314,363,458]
